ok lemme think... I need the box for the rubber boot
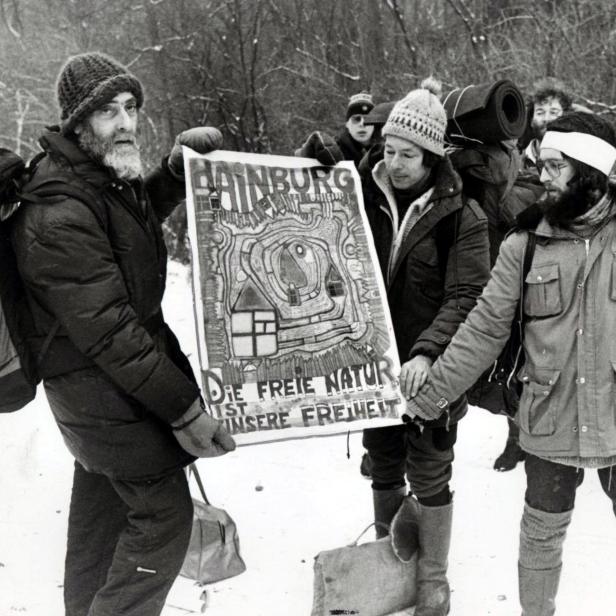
[494,419,525,472]
[360,452,373,479]
[372,486,406,538]
[390,494,421,562]
[518,503,573,616]
[414,498,453,616]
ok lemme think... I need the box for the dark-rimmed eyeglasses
[536,159,568,179]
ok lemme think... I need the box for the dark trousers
[64,462,193,616]
[363,423,457,501]
[525,454,616,515]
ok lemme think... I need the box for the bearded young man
[406,111,616,616]
[11,52,235,616]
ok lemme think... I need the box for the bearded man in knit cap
[359,79,490,615]
[407,111,616,615]
[11,52,235,616]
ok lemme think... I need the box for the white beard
[78,126,143,180]
[103,144,143,180]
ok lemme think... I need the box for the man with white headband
[403,111,616,615]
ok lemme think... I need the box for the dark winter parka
[336,127,372,167]
[11,130,200,480]
[363,156,490,426]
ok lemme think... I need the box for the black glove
[296,131,344,166]
[168,127,224,178]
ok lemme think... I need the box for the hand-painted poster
[183,148,403,445]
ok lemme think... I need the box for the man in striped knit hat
[406,111,616,615]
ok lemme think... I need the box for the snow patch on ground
[1,261,615,615]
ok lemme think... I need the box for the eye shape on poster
[183,147,404,445]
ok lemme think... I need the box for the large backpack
[0,147,107,412]
[0,149,40,412]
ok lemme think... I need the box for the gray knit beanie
[56,52,144,135]
[382,77,447,156]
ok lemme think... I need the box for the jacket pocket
[524,263,562,317]
[518,369,560,436]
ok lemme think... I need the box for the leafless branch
[294,47,359,81]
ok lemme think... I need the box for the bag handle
[350,522,390,546]
[189,464,231,545]
[188,463,211,505]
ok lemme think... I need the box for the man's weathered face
[346,114,374,145]
[383,135,430,190]
[531,97,564,139]
[75,91,142,179]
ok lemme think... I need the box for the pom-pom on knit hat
[346,92,374,119]
[382,77,447,156]
[56,52,144,135]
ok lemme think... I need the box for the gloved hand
[405,378,450,422]
[172,398,236,457]
[295,131,344,166]
[168,127,224,179]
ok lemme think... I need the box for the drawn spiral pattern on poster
[184,149,403,444]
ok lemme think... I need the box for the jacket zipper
[114,180,163,265]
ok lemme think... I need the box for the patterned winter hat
[346,92,374,119]
[56,52,144,135]
[382,78,447,156]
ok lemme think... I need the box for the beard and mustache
[539,179,602,226]
[77,124,143,180]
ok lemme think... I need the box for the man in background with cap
[11,52,235,616]
[337,92,376,165]
[295,91,377,167]
[406,111,616,615]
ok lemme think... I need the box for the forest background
[2,0,616,256]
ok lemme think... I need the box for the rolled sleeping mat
[443,80,527,144]
[363,101,397,126]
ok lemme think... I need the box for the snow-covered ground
[2,261,615,616]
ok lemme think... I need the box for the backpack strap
[16,167,110,364]
[434,208,459,275]
[503,230,537,388]
[18,174,109,232]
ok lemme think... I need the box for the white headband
[541,131,616,176]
